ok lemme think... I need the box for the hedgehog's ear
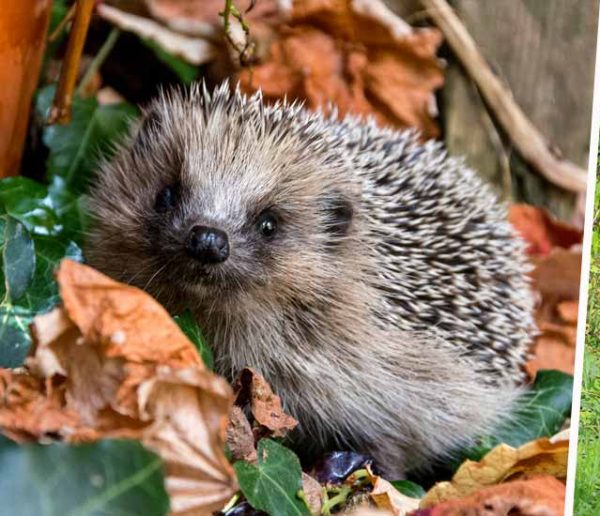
[322,193,354,237]
[132,108,161,154]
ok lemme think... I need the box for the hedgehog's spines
[86,82,535,477]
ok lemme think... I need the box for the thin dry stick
[420,0,587,194]
[48,0,95,125]
[48,2,77,42]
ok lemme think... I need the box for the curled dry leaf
[227,405,257,463]
[239,0,444,139]
[508,204,582,257]
[414,476,565,516]
[0,259,237,514]
[233,367,298,438]
[367,469,420,516]
[421,432,569,507]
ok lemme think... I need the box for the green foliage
[174,310,215,369]
[0,436,168,516]
[575,167,600,512]
[36,85,138,195]
[0,177,83,367]
[0,83,137,366]
[390,479,426,499]
[234,439,310,516]
[454,370,572,465]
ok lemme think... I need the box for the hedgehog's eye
[155,183,179,213]
[256,211,278,238]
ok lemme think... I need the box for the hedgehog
[85,83,535,478]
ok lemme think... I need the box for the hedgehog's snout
[186,225,230,264]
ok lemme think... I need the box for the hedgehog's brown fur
[86,83,535,477]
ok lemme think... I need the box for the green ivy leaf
[0,437,168,516]
[0,177,83,367]
[37,85,138,195]
[390,479,426,499]
[234,439,310,516]
[0,176,86,243]
[174,310,214,369]
[3,218,35,300]
[456,370,573,464]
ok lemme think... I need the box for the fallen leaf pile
[415,476,566,516]
[238,0,444,139]
[509,204,582,377]
[0,259,237,514]
[421,430,569,507]
[100,0,444,138]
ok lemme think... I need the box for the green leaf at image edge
[0,437,168,516]
[456,369,573,465]
[234,439,310,516]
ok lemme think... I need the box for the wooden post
[0,0,52,177]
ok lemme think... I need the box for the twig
[77,27,120,96]
[48,0,95,125]
[219,0,256,67]
[49,2,77,42]
[420,0,587,194]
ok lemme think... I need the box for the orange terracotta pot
[0,0,52,176]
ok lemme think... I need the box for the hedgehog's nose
[186,226,229,264]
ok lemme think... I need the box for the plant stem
[48,0,95,124]
[321,485,351,515]
[49,2,77,42]
[77,27,120,96]
[219,0,255,66]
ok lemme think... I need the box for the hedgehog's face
[87,95,359,314]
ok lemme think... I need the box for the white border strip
[564,7,600,514]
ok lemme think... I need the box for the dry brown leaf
[239,0,443,139]
[367,469,420,516]
[530,249,582,305]
[415,476,565,516]
[509,204,582,257]
[138,367,236,514]
[525,335,576,378]
[509,204,582,378]
[227,405,257,462]
[302,472,324,514]
[0,259,237,514]
[421,432,569,508]
[233,367,298,438]
[557,300,579,324]
[526,249,581,377]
